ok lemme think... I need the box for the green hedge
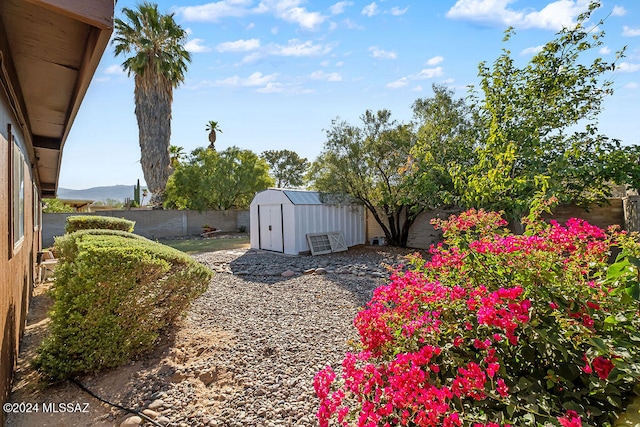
[34,230,213,382]
[65,215,135,233]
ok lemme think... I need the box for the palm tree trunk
[135,72,173,206]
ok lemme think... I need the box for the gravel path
[171,247,408,427]
[137,247,410,427]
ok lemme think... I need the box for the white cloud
[257,82,285,93]
[178,0,325,30]
[342,18,365,30]
[390,6,409,16]
[177,0,256,21]
[600,46,611,55]
[611,5,626,17]
[330,1,353,15]
[235,39,333,64]
[240,51,263,64]
[185,38,211,53]
[246,22,255,29]
[310,70,342,81]
[617,62,640,73]
[387,66,445,89]
[520,45,543,56]
[362,2,379,17]
[387,77,409,89]
[425,56,444,66]
[411,85,423,92]
[446,0,591,31]
[216,38,261,52]
[273,39,332,56]
[624,82,639,90]
[623,26,640,37]
[369,46,398,59]
[215,71,279,87]
[415,67,444,79]
[275,6,325,30]
[105,64,126,76]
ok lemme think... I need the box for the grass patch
[157,236,250,254]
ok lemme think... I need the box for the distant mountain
[57,185,146,203]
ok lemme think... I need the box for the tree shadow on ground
[225,245,425,306]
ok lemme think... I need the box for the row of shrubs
[35,216,213,382]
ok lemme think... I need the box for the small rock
[148,399,164,410]
[120,416,142,426]
[303,268,315,274]
[142,409,159,418]
[199,370,218,386]
[281,270,295,277]
[314,267,327,275]
[170,371,188,383]
[157,416,171,425]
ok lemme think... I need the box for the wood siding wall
[0,84,39,426]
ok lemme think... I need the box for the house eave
[0,0,114,197]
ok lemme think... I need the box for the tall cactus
[134,179,141,206]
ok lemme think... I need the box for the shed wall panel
[293,204,365,254]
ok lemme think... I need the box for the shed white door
[259,204,284,252]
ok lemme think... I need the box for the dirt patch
[6,283,238,427]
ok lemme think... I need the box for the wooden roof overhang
[0,0,113,197]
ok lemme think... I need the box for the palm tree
[169,145,186,168]
[206,120,222,151]
[112,2,191,206]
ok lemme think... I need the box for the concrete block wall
[366,207,460,250]
[42,209,249,247]
[542,199,625,231]
[366,200,625,250]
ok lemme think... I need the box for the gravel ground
[162,247,409,427]
[6,246,416,427]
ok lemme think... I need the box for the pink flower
[592,356,614,380]
[496,378,509,397]
[558,410,582,427]
[486,362,500,378]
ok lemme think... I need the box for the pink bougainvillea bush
[315,206,640,427]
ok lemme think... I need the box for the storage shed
[250,189,365,255]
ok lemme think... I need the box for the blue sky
[59,0,640,189]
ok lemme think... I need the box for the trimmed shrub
[65,215,135,233]
[34,230,213,382]
[315,206,640,427]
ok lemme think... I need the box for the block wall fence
[43,199,628,250]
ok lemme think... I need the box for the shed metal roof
[282,190,322,205]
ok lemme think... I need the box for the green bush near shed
[34,229,213,382]
[65,215,135,233]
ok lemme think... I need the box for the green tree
[165,146,274,210]
[453,2,624,228]
[93,198,125,210]
[309,110,417,247]
[113,2,191,206]
[409,84,478,210]
[261,149,309,188]
[42,198,75,213]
